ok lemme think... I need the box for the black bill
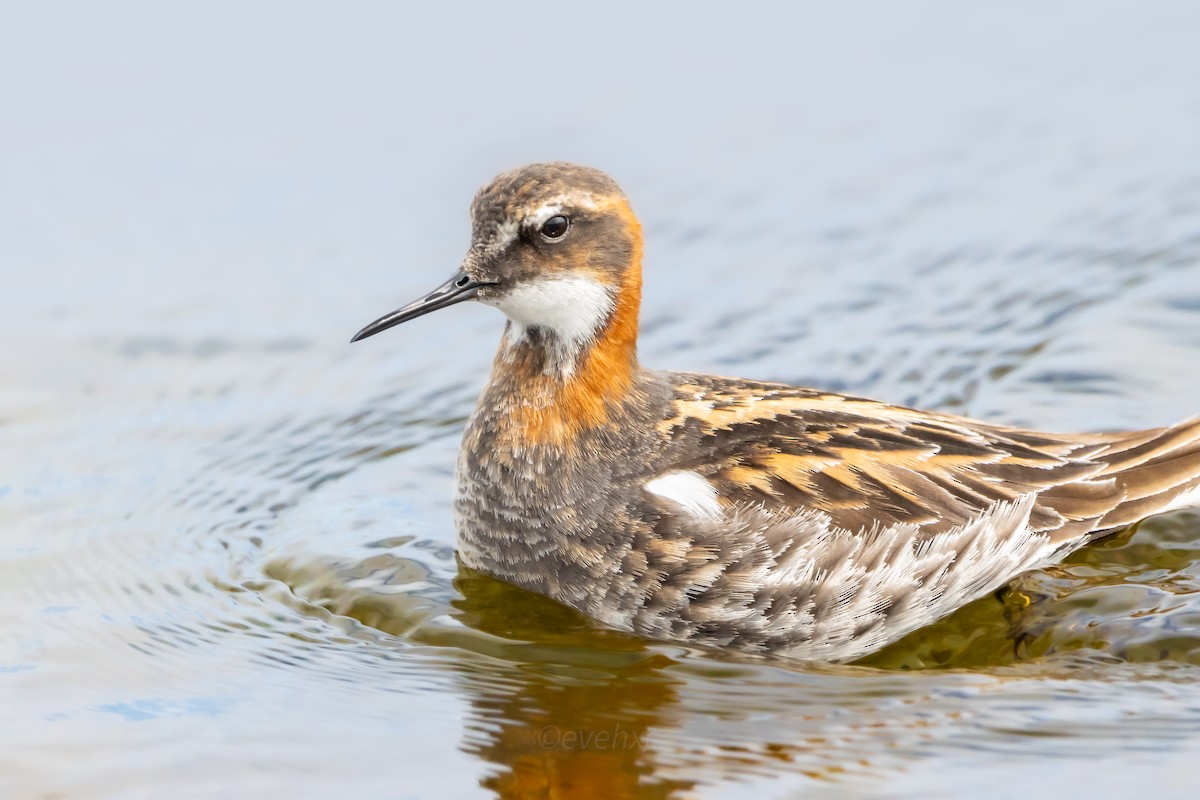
[350,269,490,343]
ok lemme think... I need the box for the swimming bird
[351,162,1200,662]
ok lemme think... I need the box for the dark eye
[539,215,570,241]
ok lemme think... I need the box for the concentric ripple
[5,4,1200,797]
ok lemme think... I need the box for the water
[3,2,1200,797]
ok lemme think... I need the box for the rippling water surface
[4,3,1200,798]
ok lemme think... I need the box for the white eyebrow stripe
[482,192,602,256]
[524,193,600,229]
[526,202,566,230]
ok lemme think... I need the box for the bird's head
[351,162,644,362]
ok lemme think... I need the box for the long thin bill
[350,270,486,343]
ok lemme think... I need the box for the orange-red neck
[490,211,644,446]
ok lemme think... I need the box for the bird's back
[456,369,1200,660]
[653,373,1200,546]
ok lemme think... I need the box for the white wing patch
[646,471,723,520]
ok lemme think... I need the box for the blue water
[3,3,1200,798]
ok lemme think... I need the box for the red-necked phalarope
[351,162,1200,662]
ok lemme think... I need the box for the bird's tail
[1088,416,1200,530]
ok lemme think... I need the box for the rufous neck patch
[490,209,644,446]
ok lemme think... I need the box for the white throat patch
[483,276,615,367]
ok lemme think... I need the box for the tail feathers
[1093,416,1200,530]
[1166,483,1200,514]
[1093,416,1200,475]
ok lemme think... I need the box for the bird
[351,162,1200,662]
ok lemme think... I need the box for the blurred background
[2,2,1200,798]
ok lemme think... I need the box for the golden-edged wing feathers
[656,375,1200,543]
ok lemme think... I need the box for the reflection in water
[8,3,1200,795]
[451,571,694,799]
[862,509,1200,669]
[1009,511,1200,664]
[275,552,696,797]
[267,508,1200,797]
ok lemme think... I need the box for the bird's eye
[539,215,570,241]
